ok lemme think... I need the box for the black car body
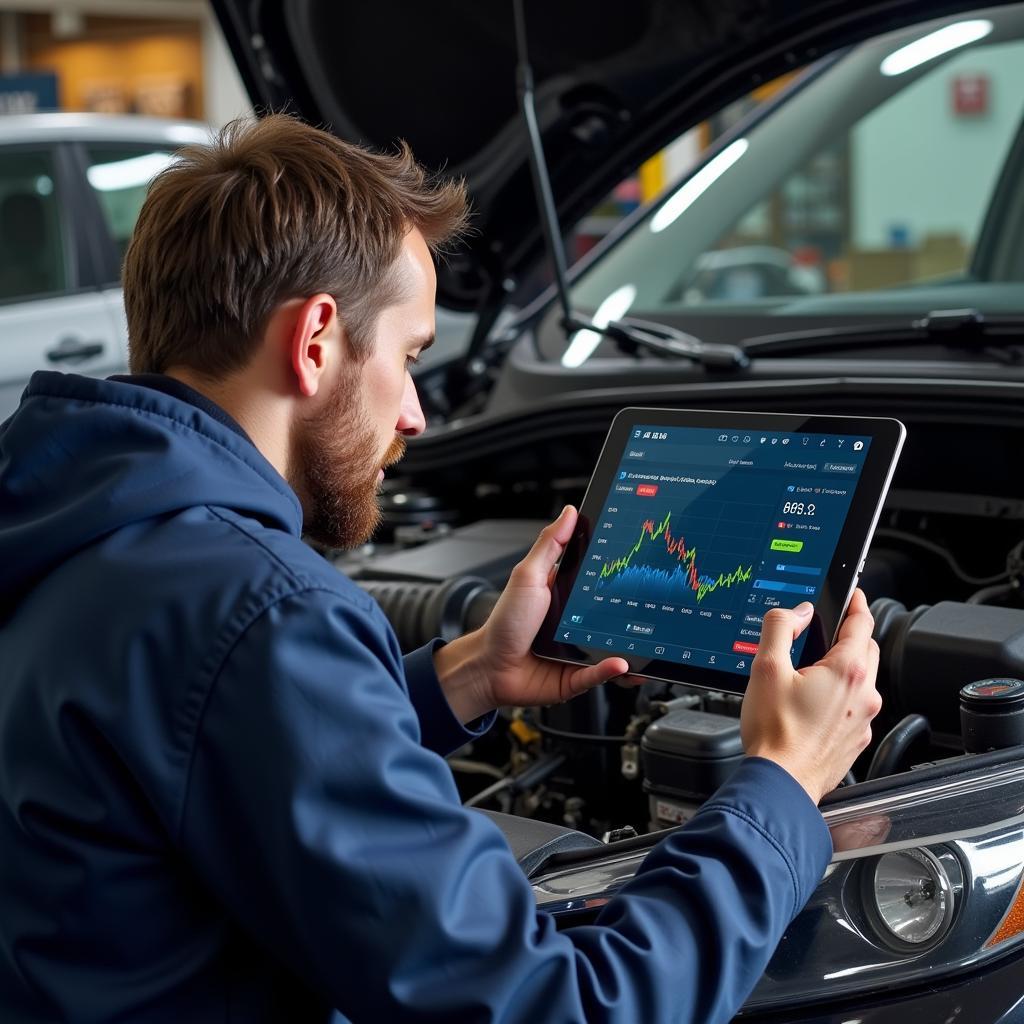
[214,2,1024,1019]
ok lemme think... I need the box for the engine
[331,494,1024,842]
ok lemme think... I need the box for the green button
[771,538,804,552]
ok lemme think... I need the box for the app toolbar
[717,433,865,450]
[559,627,748,673]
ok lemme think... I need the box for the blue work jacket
[0,372,831,1022]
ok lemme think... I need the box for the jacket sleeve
[402,640,496,756]
[177,588,831,1024]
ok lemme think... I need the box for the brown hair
[123,113,468,376]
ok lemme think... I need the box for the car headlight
[530,756,1024,1010]
[865,847,957,951]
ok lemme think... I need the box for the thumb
[512,505,577,587]
[546,504,578,546]
[564,657,631,699]
[756,602,814,664]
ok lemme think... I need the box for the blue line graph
[599,560,751,608]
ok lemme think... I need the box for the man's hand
[740,590,882,804]
[433,506,634,723]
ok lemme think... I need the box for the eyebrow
[412,334,435,352]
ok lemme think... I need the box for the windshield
[563,4,1024,363]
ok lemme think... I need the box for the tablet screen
[555,423,873,677]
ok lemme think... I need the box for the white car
[0,114,210,420]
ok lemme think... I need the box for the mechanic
[0,114,881,1023]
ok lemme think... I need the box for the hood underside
[212,0,1019,309]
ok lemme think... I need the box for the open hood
[212,0,1016,311]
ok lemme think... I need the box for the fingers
[547,504,577,546]
[822,591,877,684]
[565,657,630,698]
[866,636,880,684]
[753,602,813,679]
[836,589,873,646]
[512,506,577,588]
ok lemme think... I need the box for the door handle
[46,337,105,363]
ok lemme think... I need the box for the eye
[405,354,421,369]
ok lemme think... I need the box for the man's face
[296,229,434,549]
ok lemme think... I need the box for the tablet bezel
[532,407,905,695]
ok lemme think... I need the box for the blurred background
[4,3,1013,384]
[0,0,766,256]
[0,1,249,126]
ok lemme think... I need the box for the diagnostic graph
[597,510,753,605]
[586,490,774,615]
[557,421,870,674]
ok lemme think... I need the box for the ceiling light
[86,152,177,192]
[650,138,748,234]
[880,19,993,76]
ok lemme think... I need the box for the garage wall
[851,40,1024,251]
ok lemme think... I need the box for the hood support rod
[504,0,744,373]
[513,0,579,335]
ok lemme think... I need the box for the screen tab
[555,424,872,677]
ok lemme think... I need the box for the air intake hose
[871,598,1024,738]
[356,576,500,652]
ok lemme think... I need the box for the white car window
[0,150,67,304]
[85,146,177,264]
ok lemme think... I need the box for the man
[0,114,881,1023]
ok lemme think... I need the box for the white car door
[0,294,124,420]
[0,145,123,421]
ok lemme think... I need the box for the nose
[396,373,426,436]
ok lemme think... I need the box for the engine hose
[865,713,931,781]
[967,582,1018,606]
[525,712,631,745]
[463,753,566,808]
[356,576,499,651]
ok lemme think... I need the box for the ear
[289,294,339,398]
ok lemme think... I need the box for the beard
[292,371,406,550]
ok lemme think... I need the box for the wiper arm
[572,314,749,369]
[742,308,1024,361]
[511,0,743,372]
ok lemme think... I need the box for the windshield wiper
[510,0,747,373]
[578,315,749,368]
[742,308,1024,362]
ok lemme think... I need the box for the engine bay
[331,385,1024,849]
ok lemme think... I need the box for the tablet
[533,408,905,694]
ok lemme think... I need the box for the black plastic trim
[59,141,114,290]
[529,746,1024,878]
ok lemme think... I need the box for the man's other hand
[740,590,882,804]
[433,506,635,722]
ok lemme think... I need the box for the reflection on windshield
[880,19,993,75]
[569,5,1024,342]
[650,139,749,234]
[562,284,637,367]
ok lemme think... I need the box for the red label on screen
[637,484,659,497]
[733,641,759,655]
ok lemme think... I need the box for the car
[0,114,210,420]
[674,245,827,304]
[215,2,1024,1020]
[0,112,474,420]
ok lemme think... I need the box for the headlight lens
[531,758,1024,1010]
[869,848,956,949]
